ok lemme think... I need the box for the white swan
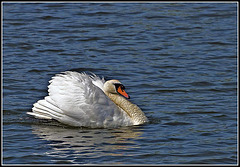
[27,71,148,128]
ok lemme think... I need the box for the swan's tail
[27,96,64,120]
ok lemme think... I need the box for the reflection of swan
[27,71,148,128]
[31,125,144,161]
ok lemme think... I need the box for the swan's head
[103,80,130,99]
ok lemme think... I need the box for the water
[3,2,237,164]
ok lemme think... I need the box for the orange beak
[117,86,130,99]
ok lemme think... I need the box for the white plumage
[27,71,148,128]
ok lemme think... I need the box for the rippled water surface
[3,2,237,164]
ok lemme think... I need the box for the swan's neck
[105,93,148,125]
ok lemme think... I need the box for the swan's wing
[48,71,105,115]
[34,71,132,127]
[89,72,105,91]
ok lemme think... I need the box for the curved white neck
[105,92,148,125]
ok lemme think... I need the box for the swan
[27,71,148,128]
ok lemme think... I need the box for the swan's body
[27,71,148,128]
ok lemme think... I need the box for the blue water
[3,2,237,164]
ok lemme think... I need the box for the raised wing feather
[48,72,107,115]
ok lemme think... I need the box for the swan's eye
[114,83,125,91]
[114,83,121,87]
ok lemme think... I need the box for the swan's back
[28,71,133,128]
